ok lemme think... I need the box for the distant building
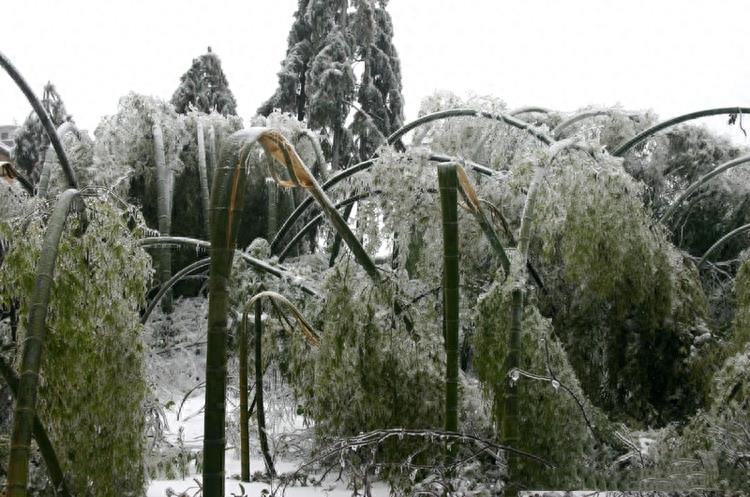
[0,143,10,163]
[0,125,17,163]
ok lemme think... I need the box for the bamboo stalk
[6,188,81,497]
[698,222,750,268]
[455,165,511,275]
[153,119,173,313]
[202,129,263,497]
[612,107,750,157]
[0,356,71,497]
[239,313,250,481]
[141,257,211,324]
[260,131,381,283]
[208,125,217,189]
[197,118,211,237]
[254,299,276,477]
[137,235,320,297]
[659,153,750,224]
[266,178,279,240]
[0,51,79,190]
[38,121,80,198]
[438,163,460,433]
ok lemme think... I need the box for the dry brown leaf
[258,131,315,189]
[456,165,481,214]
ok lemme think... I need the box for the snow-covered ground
[146,394,389,497]
[144,297,390,496]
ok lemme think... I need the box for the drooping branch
[0,51,78,190]
[261,131,381,283]
[386,108,554,150]
[612,107,750,157]
[141,257,211,324]
[138,235,319,297]
[552,108,638,138]
[658,153,750,224]
[278,191,379,262]
[7,188,82,497]
[698,223,750,268]
[270,154,494,254]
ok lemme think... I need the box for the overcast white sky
[2,0,749,143]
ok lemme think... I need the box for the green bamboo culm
[197,118,211,238]
[328,202,354,267]
[153,118,173,313]
[203,128,303,497]
[437,163,460,434]
[0,357,71,497]
[208,124,217,187]
[6,188,81,497]
[239,312,250,481]
[203,130,258,497]
[254,299,276,477]
[266,178,279,240]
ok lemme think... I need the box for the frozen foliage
[12,83,70,183]
[0,195,152,497]
[93,93,187,209]
[39,126,94,197]
[260,0,404,168]
[170,48,238,116]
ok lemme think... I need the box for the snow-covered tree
[171,47,238,116]
[259,0,403,169]
[13,82,70,183]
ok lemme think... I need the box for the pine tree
[259,0,403,169]
[171,47,238,116]
[13,82,70,183]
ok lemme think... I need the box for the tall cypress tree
[171,48,238,116]
[13,82,70,183]
[259,0,403,169]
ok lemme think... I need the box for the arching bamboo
[659,153,750,224]
[698,223,750,268]
[0,51,78,189]
[138,235,319,297]
[141,257,211,324]
[552,108,636,138]
[7,188,81,497]
[386,108,554,149]
[270,154,493,254]
[612,107,750,157]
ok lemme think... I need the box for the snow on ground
[145,297,388,497]
[147,394,389,497]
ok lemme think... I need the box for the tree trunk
[197,119,211,238]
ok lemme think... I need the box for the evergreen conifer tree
[171,48,238,116]
[13,82,70,183]
[259,0,403,169]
